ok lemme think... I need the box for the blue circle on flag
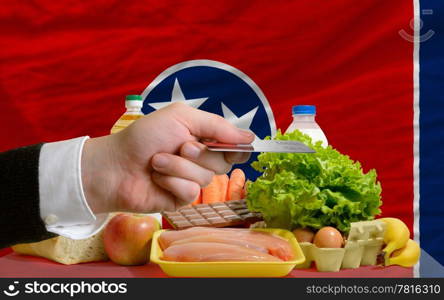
[141,60,276,180]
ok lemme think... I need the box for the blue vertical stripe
[419,0,444,267]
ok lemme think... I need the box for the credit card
[203,140,315,153]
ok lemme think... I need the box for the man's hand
[81,103,253,213]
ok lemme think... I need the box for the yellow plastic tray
[150,228,305,277]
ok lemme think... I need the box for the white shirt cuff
[39,136,108,240]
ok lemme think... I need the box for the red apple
[103,213,160,265]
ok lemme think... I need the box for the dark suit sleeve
[0,144,56,248]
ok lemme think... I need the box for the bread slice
[12,231,108,265]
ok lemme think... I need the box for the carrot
[241,180,250,199]
[241,184,246,199]
[227,168,246,201]
[219,174,229,202]
[202,174,229,203]
[191,189,202,206]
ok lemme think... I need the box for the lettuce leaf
[246,130,382,233]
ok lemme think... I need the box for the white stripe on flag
[413,0,421,278]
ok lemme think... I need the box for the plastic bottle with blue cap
[285,105,328,147]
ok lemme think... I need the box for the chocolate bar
[162,199,263,229]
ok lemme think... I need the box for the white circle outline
[140,59,277,137]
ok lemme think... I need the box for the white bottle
[285,105,328,147]
[110,95,162,225]
[110,95,144,134]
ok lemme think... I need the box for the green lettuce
[246,130,382,233]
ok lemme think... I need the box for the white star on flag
[148,78,209,110]
[221,103,259,139]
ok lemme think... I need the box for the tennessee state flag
[0,0,443,275]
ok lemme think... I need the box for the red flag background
[0,1,414,232]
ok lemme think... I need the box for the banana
[386,239,420,267]
[379,218,410,265]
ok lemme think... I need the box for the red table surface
[0,252,412,278]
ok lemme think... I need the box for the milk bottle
[285,105,328,147]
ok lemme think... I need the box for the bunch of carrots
[192,168,246,205]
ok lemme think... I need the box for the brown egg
[313,226,343,248]
[293,228,315,243]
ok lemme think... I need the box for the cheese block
[12,231,108,265]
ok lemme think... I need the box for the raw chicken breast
[159,227,294,261]
[170,235,268,254]
[162,242,283,262]
[158,227,248,249]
